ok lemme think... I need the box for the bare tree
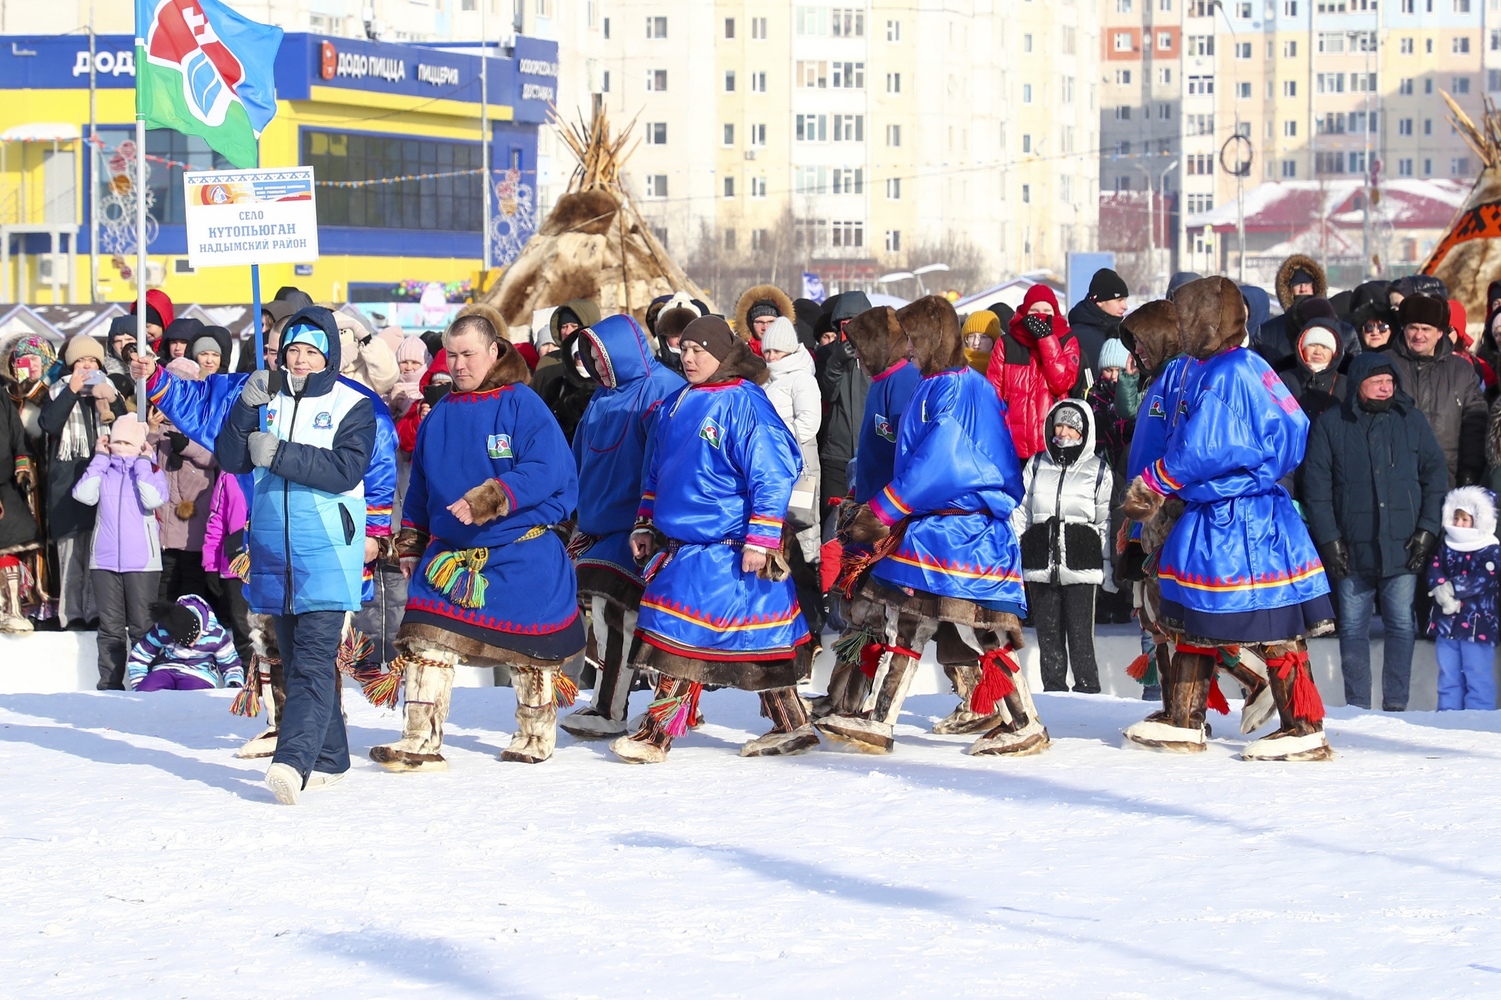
[903,233,991,297]
[682,205,804,304]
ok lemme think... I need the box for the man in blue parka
[1122,276,1335,762]
[559,314,684,738]
[216,308,376,803]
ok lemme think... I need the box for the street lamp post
[877,262,950,298]
[1134,159,1178,292]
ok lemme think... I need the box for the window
[832,114,864,141]
[886,124,901,146]
[887,72,902,93]
[885,230,901,253]
[1283,80,1297,97]
[602,70,610,93]
[1187,35,1214,56]
[646,122,667,144]
[1025,34,1035,53]
[1426,79,1434,94]
[724,71,736,92]
[886,19,900,41]
[1424,118,1433,135]
[1399,118,1413,136]
[1022,134,1032,154]
[535,0,553,16]
[646,69,667,91]
[1401,0,1414,9]
[1282,159,1297,178]
[1235,41,1252,59]
[751,229,767,250]
[723,177,735,198]
[1115,176,1133,192]
[1159,32,1173,51]
[1284,120,1298,137]
[749,124,766,146]
[1060,176,1073,205]
[1283,0,1298,12]
[1398,158,1413,176]
[832,62,865,89]
[1316,73,1345,94]
[795,166,827,194]
[1456,0,1471,10]
[95,126,228,227]
[1237,81,1252,98]
[831,220,864,248]
[886,178,901,200]
[798,61,827,88]
[602,16,609,39]
[723,229,736,251]
[832,168,863,194]
[1283,40,1297,57]
[1114,105,1133,121]
[645,175,668,198]
[1115,69,1132,85]
[831,8,865,36]
[645,16,667,39]
[1491,69,1501,92]
[1117,0,1133,9]
[1424,158,1434,175]
[1021,184,1031,204]
[1159,67,1173,85]
[1400,37,1414,54]
[1062,77,1075,104]
[1023,84,1033,103]
[751,177,766,198]
[723,124,734,145]
[1186,153,1214,175]
[1351,73,1377,92]
[1159,103,1174,119]
[1062,26,1077,55]
[1186,194,1214,214]
[1454,77,1472,96]
[1113,32,1132,52]
[796,114,827,141]
[651,226,668,248]
[1188,75,1214,95]
[796,6,826,34]
[1400,78,1414,96]
[1316,151,1345,174]
[724,17,734,38]
[751,72,767,93]
[752,17,767,39]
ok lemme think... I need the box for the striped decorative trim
[880,485,912,516]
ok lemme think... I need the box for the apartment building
[599,1,1101,290]
[1100,0,1492,280]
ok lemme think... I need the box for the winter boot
[741,687,821,757]
[816,648,919,754]
[369,652,457,772]
[1223,648,1277,735]
[501,666,559,763]
[1123,649,1213,753]
[236,656,287,759]
[967,666,1051,756]
[265,762,302,805]
[1242,642,1333,761]
[610,676,697,764]
[561,604,635,739]
[0,556,32,632]
[809,657,872,720]
[932,663,1001,735]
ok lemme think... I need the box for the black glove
[1405,529,1438,573]
[1023,314,1053,340]
[166,430,189,455]
[1318,540,1350,581]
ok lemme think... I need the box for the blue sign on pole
[1066,252,1118,310]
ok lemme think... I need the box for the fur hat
[108,412,147,451]
[759,316,801,355]
[1274,254,1328,310]
[844,306,908,375]
[1174,276,1248,360]
[1398,293,1450,331]
[63,335,105,367]
[1097,338,1130,370]
[456,302,512,343]
[897,295,964,377]
[1119,300,1180,374]
[734,284,794,337]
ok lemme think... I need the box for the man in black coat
[1386,293,1488,488]
[1067,267,1129,376]
[1302,352,1447,711]
[814,291,872,510]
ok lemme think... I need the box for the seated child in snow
[125,595,244,692]
[1426,486,1500,711]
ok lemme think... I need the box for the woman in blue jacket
[216,308,376,804]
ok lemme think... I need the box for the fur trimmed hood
[734,284,795,339]
[1119,299,1181,375]
[844,306,908,375]
[704,338,770,386]
[1175,276,1249,360]
[475,337,533,390]
[897,295,964,376]
[1442,485,1499,550]
[1275,254,1328,311]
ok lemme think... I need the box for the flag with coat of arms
[135,0,283,168]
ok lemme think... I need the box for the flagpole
[480,3,491,274]
[134,116,148,415]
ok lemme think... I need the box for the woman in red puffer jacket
[985,285,1082,460]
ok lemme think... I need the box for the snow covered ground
[5,680,1501,998]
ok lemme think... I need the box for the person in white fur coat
[760,316,825,641]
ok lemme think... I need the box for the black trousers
[158,549,209,605]
[271,611,350,781]
[93,569,159,689]
[1030,582,1101,693]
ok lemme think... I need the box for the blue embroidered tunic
[853,359,922,504]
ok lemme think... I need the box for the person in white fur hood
[1426,486,1501,710]
[760,316,825,640]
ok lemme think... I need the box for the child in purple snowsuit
[126,594,244,691]
[1427,486,1500,711]
[71,413,168,690]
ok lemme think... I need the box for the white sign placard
[184,167,320,269]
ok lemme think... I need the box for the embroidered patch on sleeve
[699,420,723,448]
[487,434,513,459]
[874,414,895,442]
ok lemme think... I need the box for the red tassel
[970,647,1019,715]
[1205,677,1230,715]
[819,539,844,592]
[858,642,922,679]
[1267,648,1325,725]
[1125,653,1150,681]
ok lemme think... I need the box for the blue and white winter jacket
[216,308,376,615]
[126,594,244,689]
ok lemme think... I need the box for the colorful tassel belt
[425,528,552,609]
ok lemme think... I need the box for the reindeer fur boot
[932,663,1001,735]
[1242,642,1333,762]
[369,651,458,772]
[561,602,636,739]
[967,667,1051,757]
[502,666,559,763]
[237,616,286,759]
[741,687,821,757]
[1123,649,1213,753]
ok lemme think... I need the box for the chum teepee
[484,107,713,327]
[1422,93,1501,321]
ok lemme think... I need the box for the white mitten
[1430,581,1461,616]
